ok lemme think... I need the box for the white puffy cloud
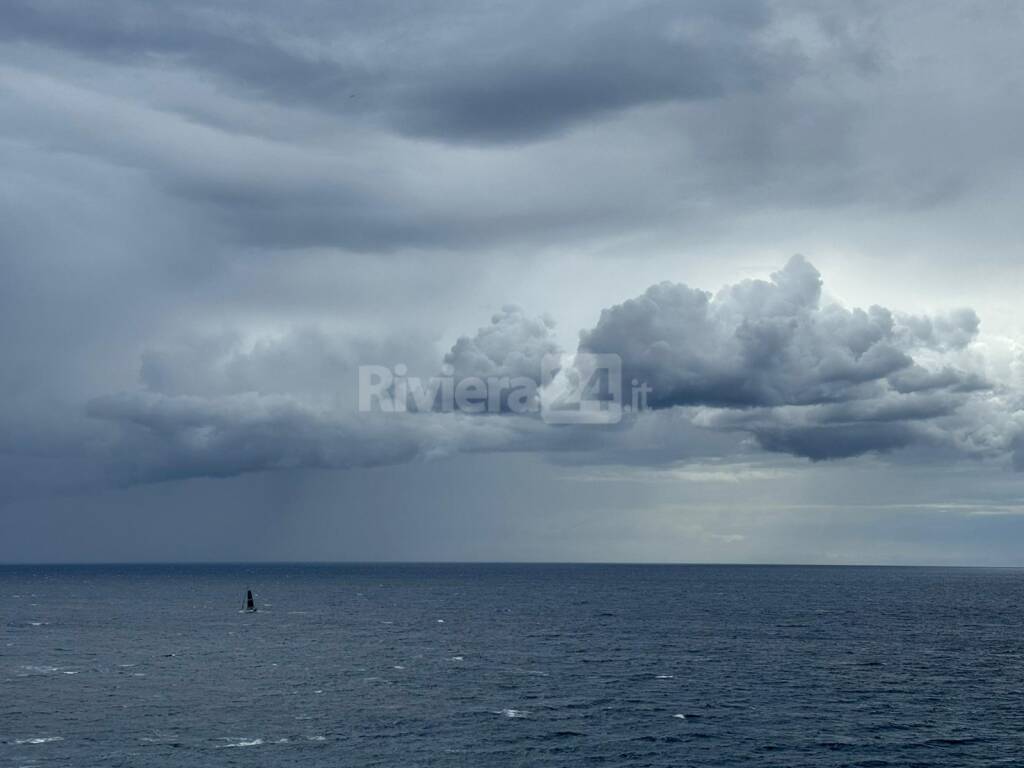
[579,256,1018,462]
[443,306,561,382]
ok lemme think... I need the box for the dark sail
[246,590,255,611]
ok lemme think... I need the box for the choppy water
[3,564,1024,766]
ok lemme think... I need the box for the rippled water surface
[3,564,1024,766]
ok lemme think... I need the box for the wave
[496,709,528,718]
[18,665,59,675]
[139,732,179,743]
[220,738,263,748]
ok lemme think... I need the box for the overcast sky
[2,0,1023,564]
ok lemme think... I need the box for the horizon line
[2,560,1023,569]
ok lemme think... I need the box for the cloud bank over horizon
[83,256,1023,485]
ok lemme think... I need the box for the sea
[2,564,1023,766]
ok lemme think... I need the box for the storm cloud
[3,0,1024,562]
[85,391,556,484]
[578,257,1013,462]
[6,0,1002,257]
[80,257,1021,479]
[0,0,805,143]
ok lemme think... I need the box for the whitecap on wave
[219,738,263,748]
[496,708,528,718]
[18,665,59,676]
[15,736,64,744]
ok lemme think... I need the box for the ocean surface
[2,564,1023,766]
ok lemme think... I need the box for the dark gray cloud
[0,0,896,256]
[0,0,803,144]
[85,389,565,485]
[392,1,795,143]
[4,0,1019,262]
[753,423,915,462]
[81,315,565,483]
[887,365,989,395]
[86,392,417,484]
[580,256,969,409]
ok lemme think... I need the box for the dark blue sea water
[3,564,1023,766]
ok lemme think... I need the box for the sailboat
[243,589,257,613]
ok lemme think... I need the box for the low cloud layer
[86,391,556,485]
[81,258,1023,482]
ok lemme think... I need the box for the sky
[1,0,1023,564]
